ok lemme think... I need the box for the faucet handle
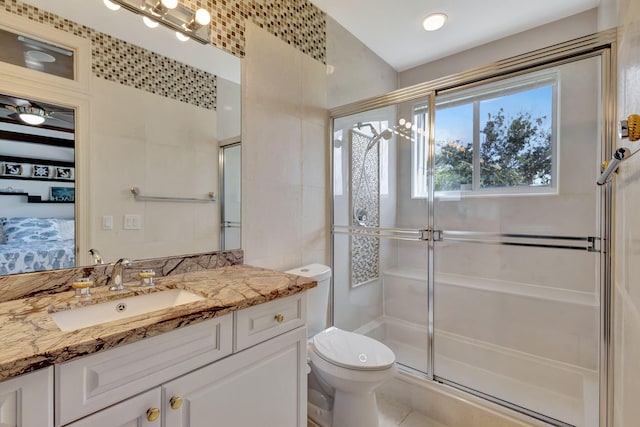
[71,278,94,298]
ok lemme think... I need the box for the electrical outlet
[123,214,142,230]
[102,215,113,230]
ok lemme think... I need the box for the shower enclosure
[331,32,615,427]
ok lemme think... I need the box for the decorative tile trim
[350,130,380,286]
[1,0,217,110]
[0,250,244,303]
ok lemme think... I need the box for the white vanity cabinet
[64,388,161,427]
[164,326,307,426]
[55,292,308,427]
[0,367,53,427]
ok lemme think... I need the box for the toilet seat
[312,327,395,371]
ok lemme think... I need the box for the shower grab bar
[130,186,216,203]
[333,225,600,252]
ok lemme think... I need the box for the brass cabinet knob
[274,313,285,323]
[146,407,160,422]
[170,396,183,410]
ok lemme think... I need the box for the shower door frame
[329,29,617,427]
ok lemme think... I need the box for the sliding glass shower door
[331,39,612,427]
[431,56,603,427]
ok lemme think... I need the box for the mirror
[0,0,241,275]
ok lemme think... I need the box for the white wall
[90,78,220,263]
[613,0,640,425]
[399,9,599,88]
[242,22,328,270]
[216,77,241,143]
[326,16,397,109]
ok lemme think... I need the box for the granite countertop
[0,264,316,381]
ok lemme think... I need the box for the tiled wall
[350,130,380,285]
[242,21,328,270]
[181,0,326,63]
[1,0,217,110]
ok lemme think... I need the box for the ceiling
[309,0,600,71]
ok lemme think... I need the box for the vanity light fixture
[105,0,211,44]
[422,13,447,31]
[16,106,46,125]
[103,0,121,11]
[143,16,160,28]
[175,31,190,42]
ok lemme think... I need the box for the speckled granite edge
[0,250,243,303]
[0,264,315,380]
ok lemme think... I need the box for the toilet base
[332,390,379,427]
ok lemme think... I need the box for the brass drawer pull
[170,396,183,410]
[274,313,285,323]
[146,407,160,422]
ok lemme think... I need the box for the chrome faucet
[108,258,131,291]
[88,248,104,265]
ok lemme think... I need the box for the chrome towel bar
[130,186,216,203]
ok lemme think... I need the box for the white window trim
[412,71,560,199]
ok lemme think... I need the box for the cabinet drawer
[235,292,306,351]
[65,388,161,427]
[56,314,232,426]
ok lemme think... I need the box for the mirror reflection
[0,0,241,276]
[0,94,75,275]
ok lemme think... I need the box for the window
[412,75,557,197]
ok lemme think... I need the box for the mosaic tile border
[1,0,217,110]
[350,130,380,286]
[0,250,244,303]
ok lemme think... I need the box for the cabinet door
[65,388,161,427]
[0,367,53,427]
[164,326,307,427]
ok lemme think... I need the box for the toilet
[286,264,396,427]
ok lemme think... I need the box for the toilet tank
[285,264,331,337]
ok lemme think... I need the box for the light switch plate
[123,214,142,230]
[102,215,113,230]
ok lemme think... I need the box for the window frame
[411,72,559,199]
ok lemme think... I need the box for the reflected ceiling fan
[0,94,74,129]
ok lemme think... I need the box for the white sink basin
[50,289,205,332]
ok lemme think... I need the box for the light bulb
[19,113,45,125]
[103,0,121,11]
[422,13,447,31]
[176,31,190,42]
[161,0,178,9]
[399,118,406,126]
[143,16,159,28]
[195,9,211,26]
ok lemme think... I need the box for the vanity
[0,265,315,427]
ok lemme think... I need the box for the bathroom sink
[50,289,205,332]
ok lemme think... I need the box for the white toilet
[286,264,396,427]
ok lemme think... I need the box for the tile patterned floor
[308,396,447,427]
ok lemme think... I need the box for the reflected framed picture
[50,186,74,202]
[32,165,50,178]
[55,167,73,180]
[1,163,23,176]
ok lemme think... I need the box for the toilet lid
[312,328,395,371]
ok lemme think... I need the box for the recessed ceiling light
[422,13,447,31]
